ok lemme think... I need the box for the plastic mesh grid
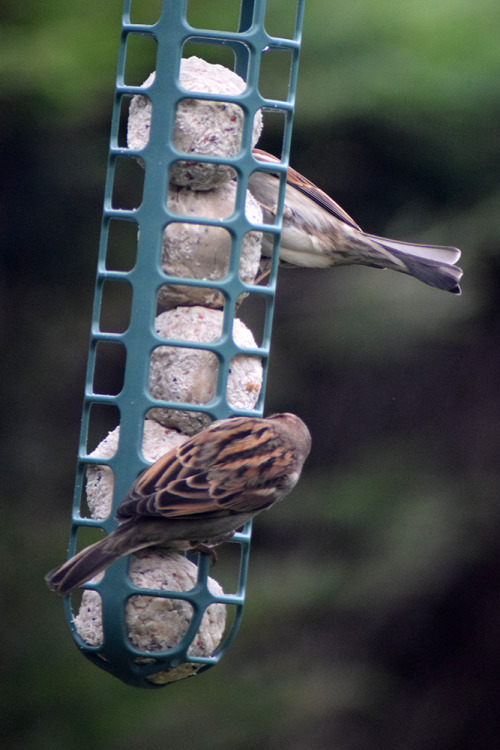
[60,0,305,688]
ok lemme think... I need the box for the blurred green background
[2,0,500,748]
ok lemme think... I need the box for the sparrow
[45,413,311,595]
[250,149,462,293]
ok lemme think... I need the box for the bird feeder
[57,0,305,688]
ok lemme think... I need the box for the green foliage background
[1,1,500,748]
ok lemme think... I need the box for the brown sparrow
[250,149,462,293]
[45,413,311,595]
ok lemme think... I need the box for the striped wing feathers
[116,417,294,520]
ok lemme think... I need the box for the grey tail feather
[45,523,142,595]
[367,234,463,294]
[390,250,462,293]
[45,538,121,595]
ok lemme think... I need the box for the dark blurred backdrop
[2,1,500,748]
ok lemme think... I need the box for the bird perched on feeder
[249,149,462,294]
[45,413,311,595]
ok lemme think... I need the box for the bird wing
[252,148,362,231]
[116,417,295,520]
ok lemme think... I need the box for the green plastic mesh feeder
[56,0,305,688]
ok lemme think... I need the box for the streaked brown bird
[250,149,462,293]
[45,413,311,595]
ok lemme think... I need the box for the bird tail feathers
[367,234,462,294]
[45,538,121,595]
[45,523,146,595]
